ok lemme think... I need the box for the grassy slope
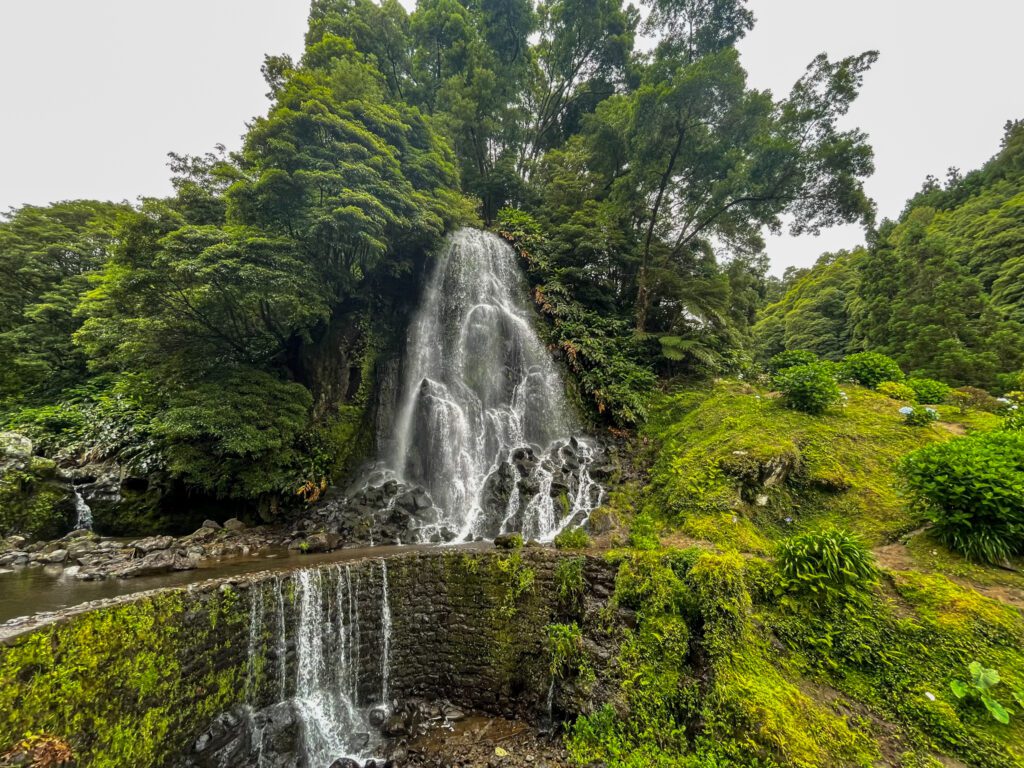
[641,380,1004,554]
[570,379,1024,768]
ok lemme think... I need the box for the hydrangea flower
[899,406,914,415]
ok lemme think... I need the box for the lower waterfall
[241,562,393,767]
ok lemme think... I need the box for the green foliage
[950,662,1019,725]
[493,550,535,619]
[641,379,985,552]
[546,622,595,685]
[902,405,939,427]
[0,588,248,768]
[775,529,878,608]
[554,527,590,550]
[907,377,952,404]
[877,380,918,402]
[768,349,819,373]
[627,511,660,550]
[755,250,864,361]
[841,351,904,388]
[901,431,1024,563]
[774,362,842,414]
[554,556,586,612]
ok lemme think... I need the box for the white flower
[925,692,936,701]
[899,406,914,415]
[997,397,1011,404]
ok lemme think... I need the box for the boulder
[223,518,247,532]
[202,519,222,530]
[43,549,68,564]
[302,532,341,553]
[132,535,175,554]
[494,532,523,550]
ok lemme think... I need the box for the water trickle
[380,560,392,707]
[388,228,601,541]
[72,487,93,530]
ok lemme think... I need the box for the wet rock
[304,532,341,553]
[42,549,68,564]
[132,535,175,554]
[223,518,247,532]
[369,707,389,728]
[328,760,360,768]
[494,533,523,550]
[202,519,222,530]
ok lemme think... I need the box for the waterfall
[244,561,395,766]
[388,228,601,541]
[380,560,392,706]
[72,487,93,530]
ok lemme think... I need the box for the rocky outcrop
[0,432,73,540]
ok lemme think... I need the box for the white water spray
[389,229,601,541]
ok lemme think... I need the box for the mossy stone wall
[0,548,616,768]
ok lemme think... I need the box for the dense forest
[1,0,883,519]
[757,120,1024,390]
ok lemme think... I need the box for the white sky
[1,0,1022,275]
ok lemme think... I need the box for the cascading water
[386,228,602,542]
[71,486,93,530]
[241,562,392,767]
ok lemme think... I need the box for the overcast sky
[1,1,1022,275]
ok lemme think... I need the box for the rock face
[0,549,623,768]
[0,432,74,540]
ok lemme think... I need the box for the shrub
[900,405,939,426]
[768,349,818,373]
[554,556,586,611]
[554,527,591,550]
[841,352,904,388]
[951,386,1002,413]
[775,529,878,608]
[774,362,841,414]
[877,380,917,402]
[900,431,1024,563]
[906,377,951,404]
[628,511,659,550]
[1003,403,1024,431]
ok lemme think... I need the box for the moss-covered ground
[570,379,1024,767]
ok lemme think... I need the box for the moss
[569,550,876,767]
[0,588,250,768]
[0,469,72,539]
[641,380,987,551]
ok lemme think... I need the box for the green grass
[640,380,993,552]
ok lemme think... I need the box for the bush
[950,386,1002,413]
[906,377,951,404]
[627,511,659,550]
[900,431,1024,563]
[776,529,878,608]
[841,352,904,388]
[900,405,939,426]
[768,349,818,373]
[1003,403,1024,431]
[774,362,841,414]
[554,527,591,550]
[877,380,918,402]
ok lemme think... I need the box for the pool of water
[0,543,469,625]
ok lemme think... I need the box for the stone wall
[0,548,618,768]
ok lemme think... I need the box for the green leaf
[950,680,968,699]
[982,695,1011,724]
